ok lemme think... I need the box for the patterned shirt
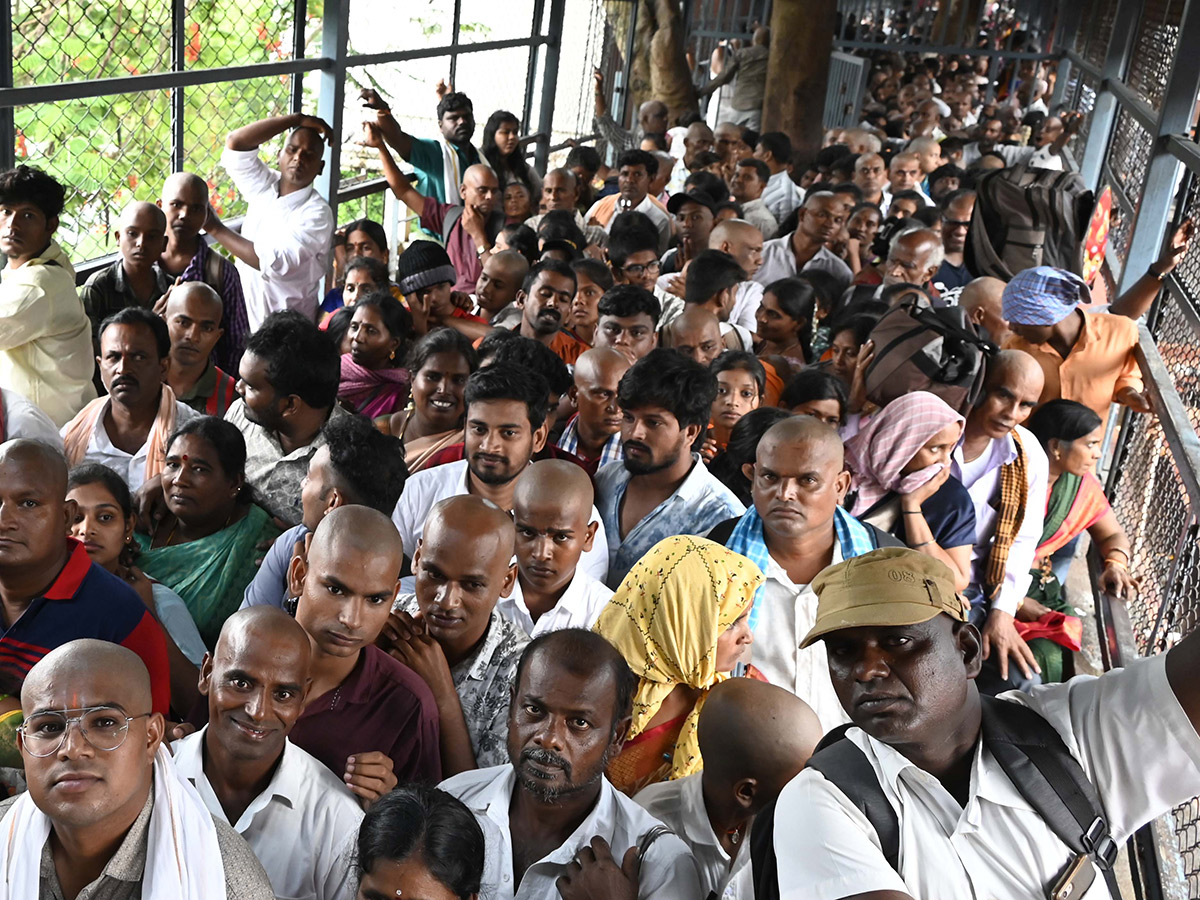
[556,414,623,475]
[0,787,274,900]
[79,259,164,340]
[156,240,250,376]
[396,595,530,768]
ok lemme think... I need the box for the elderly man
[60,307,200,491]
[934,190,976,293]
[1002,266,1150,431]
[0,440,171,713]
[440,628,701,900]
[174,608,363,900]
[1,640,273,897]
[211,113,335,328]
[772,546,1200,900]
[384,496,531,775]
[592,68,669,155]
[852,152,888,207]
[524,168,608,252]
[754,192,853,293]
[557,347,629,473]
[960,276,1011,345]
[882,152,931,214]
[880,227,945,292]
[707,416,899,728]
[666,121,717,195]
[163,282,239,417]
[729,158,780,239]
[754,132,803,223]
[156,172,249,372]
[79,202,169,344]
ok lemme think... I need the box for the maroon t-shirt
[419,200,483,294]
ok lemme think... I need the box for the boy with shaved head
[500,461,612,637]
[383,495,531,776]
[174,607,363,900]
[556,347,630,473]
[163,281,239,416]
[79,201,169,345]
[636,679,822,900]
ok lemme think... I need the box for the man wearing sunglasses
[1,639,273,898]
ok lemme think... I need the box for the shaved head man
[960,276,1011,345]
[751,191,852,292]
[503,460,610,637]
[888,152,924,197]
[714,122,744,164]
[8,640,272,897]
[853,152,888,204]
[539,167,579,213]
[559,347,630,472]
[683,121,716,169]
[882,227,944,287]
[175,607,364,900]
[475,249,529,319]
[638,99,669,136]
[162,281,235,415]
[636,678,822,898]
[288,505,441,795]
[386,495,530,775]
[667,306,725,367]
[710,218,765,281]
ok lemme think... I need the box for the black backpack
[965,164,1095,281]
[751,696,1121,899]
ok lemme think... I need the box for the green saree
[136,504,281,650]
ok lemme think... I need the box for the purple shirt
[418,201,503,294]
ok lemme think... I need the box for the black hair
[912,206,941,229]
[322,412,408,514]
[342,218,389,254]
[763,277,817,362]
[683,250,745,306]
[405,326,480,374]
[436,91,473,121]
[353,289,413,353]
[940,136,967,155]
[521,257,577,295]
[831,182,864,202]
[482,110,530,191]
[166,416,249,500]
[565,145,601,175]
[606,211,659,268]
[930,163,966,186]
[325,306,353,352]
[741,128,760,149]
[616,148,659,178]
[0,165,65,220]
[617,347,716,430]
[815,143,853,168]
[488,335,572,397]
[707,407,793,506]
[535,212,587,260]
[67,463,140,568]
[693,150,723,169]
[756,131,793,163]
[99,306,171,360]
[344,255,390,289]
[737,157,771,183]
[830,153,860,181]
[499,223,539,265]
[711,349,765,396]
[830,312,879,348]
[597,284,661,325]
[1026,399,1103,448]
[354,786,484,900]
[572,257,614,292]
[849,201,883,219]
[514,628,637,736]
[465,361,550,429]
[890,189,928,209]
[476,328,523,364]
[779,368,849,421]
[244,310,340,409]
[683,171,728,204]
[939,187,976,213]
[641,132,668,151]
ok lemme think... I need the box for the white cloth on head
[0,744,227,900]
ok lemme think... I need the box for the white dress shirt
[391,459,609,588]
[951,424,1048,615]
[738,198,779,240]
[2,387,63,449]
[499,569,613,638]
[441,765,701,900]
[63,398,201,492]
[635,773,753,900]
[773,653,1200,900]
[751,547,849,732]
[753,240,853,296]
[221,146,335,329]
[729,280,764,335]
[762,170,803,224]
[173,727,363,900]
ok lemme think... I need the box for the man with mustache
[173,607,363,900]
[384,495,530,776]
[440,628,700,900]
[513,260,588,367]
[60,307,200,492]
[753,192,853,294]
[556,347,630,474]
[163,282,239,417]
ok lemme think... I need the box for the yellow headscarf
[593,535,763,780]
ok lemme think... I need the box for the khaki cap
[799,547,969,649]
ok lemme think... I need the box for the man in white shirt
[0,387,62,448]
[636,678,822,900]
[773,546,1200,900]
[880,152,933,215]
[729,158,780,239]
[754,132,803,223]
[502,460,612,638]
[174,607,362,900]
[951,349,1048,694]
[584,150,672,256]
[753,193,853,295]
[709,218,766,334]
[210,113,335,327]
[60,307,199,491]
[440,628,701,900]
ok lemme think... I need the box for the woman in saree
[1022,399,1137,681]
[337,289,413,418]
[377,327,479,473]
[136,416,281,650]
[593,535,760,796]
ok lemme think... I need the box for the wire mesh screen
[1169,175,1200,303]
[184,0,298,68]
[548,0,613,164]
[1125,0,1183,111]
[1107,106,1155,211]
[1080,0,1120,69]
[1069,72,1100,159]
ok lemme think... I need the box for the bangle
[1105,558,1130,570]
[1107,547,1130,560]
[901,509,924,516]
[1148,264,1166,281]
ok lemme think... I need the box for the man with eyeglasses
[2,639,273,898]
[934,190,977,293]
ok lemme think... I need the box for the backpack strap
[980,696,1121,898]
[442,205,464,245]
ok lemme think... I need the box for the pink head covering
[844,391,964,515]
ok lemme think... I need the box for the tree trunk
[762,0,839,163]
[629,0,699,127]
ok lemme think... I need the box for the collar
[337,644,383,706]
[40,785,156,885]
[177,363,218,402]
[680,774,727,853]
[276,181,316,210]
[674,453,722,503]
[953,429,1017,471]
[186,726,301,824]
[42,539,94,601]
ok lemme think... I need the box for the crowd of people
[0,37,1198,900]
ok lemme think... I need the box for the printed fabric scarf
[984,429,1029,601]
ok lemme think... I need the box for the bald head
[464,164,499,191]
[0,438,67,497]
[884,227,944,286]
[463,164,500,215]
[988,348,1044,392]
[166,280,223,315]
[698,678,822,807]
[574,346,630,386]
[424,495,515,567]
[667,306,724,367]
[214,606,311,669]
[514,459,594,518]
[960,276,1004,315]
[638,99,669,135]
[710,218,760,248]
[308,505,404,571]
[117,201,167,233]
[759,414,844,468]
[23,639,152,715]
[162,171,207,199]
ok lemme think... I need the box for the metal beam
[345,36,550,69]
[1078,0,1142,190]
[0,0,17,171]
[291,0,307,112]
[170,0,186,173]
[1132,323,1200,503]
[832,39,1057,59]
[316,0,350,213]
[449,0,462,87]
[534,0,566,175]
[522,0,547,131]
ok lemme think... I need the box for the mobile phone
[1047,853,1095,900]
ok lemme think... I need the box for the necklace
[726,823,744,845]
[329,685,342,710]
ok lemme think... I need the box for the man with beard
[440,628,700,900]
[173,607,363,900]
[384,496,530,775]
[513,260,588,366]
[594,349,745,588]
[754,193,853,294]
[584,150,672,255]
[392,363,610,586]
[60,307,200,492]
[935,190,976,293]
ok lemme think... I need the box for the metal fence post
[170,0,186,173]
[0,0,16,172]
[534,0,566,175]
[316,0,349,218]
[1078,0,1141,190]
[291,0,307,113]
